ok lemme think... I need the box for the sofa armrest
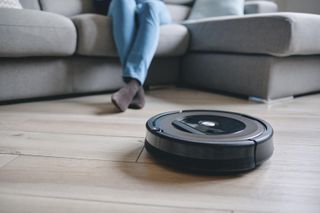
[244,1,278,14]
[183,12,320,57]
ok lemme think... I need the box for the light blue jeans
[108,0,172,85]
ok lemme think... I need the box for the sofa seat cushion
[0,8,77,57]
[184,12,320,57]
[72,14,189,57]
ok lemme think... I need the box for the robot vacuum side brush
[145,110,274,174]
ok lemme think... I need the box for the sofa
[0,0,319,103]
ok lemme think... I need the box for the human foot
[111,80,140,112]
[129,87,145,109]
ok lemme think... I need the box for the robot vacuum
[145,110,274,173]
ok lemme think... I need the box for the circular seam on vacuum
[148,110,265,143]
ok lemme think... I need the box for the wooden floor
[0,87,319,213]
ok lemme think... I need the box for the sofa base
[248,96,294,104]
[182,53,320,100]
[0,56,181,102]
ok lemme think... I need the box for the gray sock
[129,87,145,109]
[111,79,140,112]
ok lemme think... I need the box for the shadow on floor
[116,146,246,185]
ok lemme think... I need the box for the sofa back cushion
[19,0,40,10]
[0,0,23,9]
[167,4,191,22]
[165,0,194,5]
[20,0,267,20]
[39,0,95,17]
[188,0,244,20]
[39,0,192,21]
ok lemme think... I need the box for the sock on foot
[129,87,145,109]
[111,79,140,112]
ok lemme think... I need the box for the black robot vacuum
[145,110,274,174]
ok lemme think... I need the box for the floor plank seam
[135,145,145,162]
[0,192,233,213]
[0,152,158,165]
[0,150,21,155]
[0,129,145,140]
[0,153,143,164]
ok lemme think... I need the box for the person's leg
[111,0,172,111]
[126,0,171,109]
[109,0,141,111]
[108,0,137,64]
[123,0,172,85]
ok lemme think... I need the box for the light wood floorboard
[0,154,18,168]
[0,130,143,162]
[0,88,319,212]
[0,193,228,213]
[0,155,319,213]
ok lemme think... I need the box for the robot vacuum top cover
[145,110,274,173]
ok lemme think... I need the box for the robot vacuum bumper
[145,110,274,173]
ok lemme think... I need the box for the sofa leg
[249,96,294,104]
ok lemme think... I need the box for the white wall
[271,0,320,14]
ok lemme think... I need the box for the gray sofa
[0,0,319,103]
